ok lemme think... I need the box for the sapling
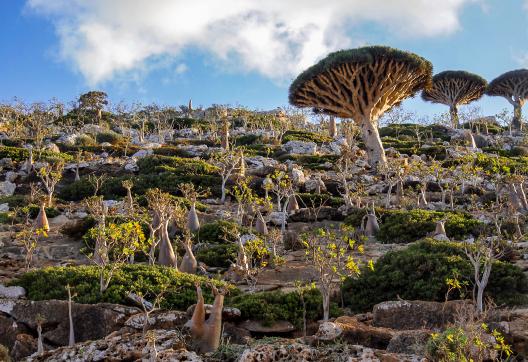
[301,225,370,321]
[36,314,45,354]
[463,237,504,314]
[37,161,64,207]
[65,284,77,346]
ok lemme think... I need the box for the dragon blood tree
[486,69,528,131]
[422,71,487,128]
[289,46,432,169]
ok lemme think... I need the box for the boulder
[11,334,38,361]
[315,322,342,341]
[290,168,306,186]
[239,320,295,334]
[373,300,470,330]
[0,203,8,212]
[131,149,153,158]
[387,330,431,355]
[333,316,395,349]
[124,310,188,331]
[282,141,317,155]
[0,181,16,196]
[269,211,287,226]
[0,285,25,299]
[0,299,139,348]
[23,329,197,362]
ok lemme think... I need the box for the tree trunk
[512,102,523,131]
[449,105,459,129]
[67,288,75,346]
[202,293,224,353]
[157,220,177,268]
[360,119,387,170]
[220,179,227,203]
[328,116,337,138]
[322,289,330,321]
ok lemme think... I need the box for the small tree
[422,71,487,128]
[301,225,369,321]
[463,237,504,314]
[38,161,64,207]
[486,69,528,131]
[78,91,108,123]
[211,149,240,203]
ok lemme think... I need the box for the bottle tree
[289,46,432,170]
[421,70,487,128]
[486,69,528,131]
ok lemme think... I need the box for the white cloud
[27,0,476,86]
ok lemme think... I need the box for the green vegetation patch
[341,239,528,312]
[11,264,238,310]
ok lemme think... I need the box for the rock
[56,133,78,146]
[315,322,342,341]
[290,168,306,186]
[0,285,25,299]
[500,308,528,358]
[124,310,188,330]
[239,320,295,333]
[0,181,16,196]
[11,334,37,361]
[124,160,138,171]
[387,330,431,355]
[23,329,196,362]
[177,144,208,157]
[99,142,113,147]
[239,233,259,245]
[333,316,395,349]
[0,299,139,348]
[143,142,162,149]
[238,342,317,361]
[44,143,60,153]
[269,211,287,226]
[131,149,153,158]
[175,128,200,138]
[373,300,470,330]
[282,141,317,155]
[5,171,17,183]
[0,314,31,353]
[304,178,326,193]
[0,203,8,212]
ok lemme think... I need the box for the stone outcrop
[372,300,470,330]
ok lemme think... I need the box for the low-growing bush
[341,239,528,312]
[376,209,482,243]
[296,193,345,208]
[59,173,221,201]
[195,243,238,268]
[276,154,339,169]
[235,134,263,146]
[137,155,217,175]
[195,220,248,244]
[95,131,123,145]
[75,134,97,147]
[11,264,238,310]
[282,130,332,144]
[0,146,73,162]
[227,289,339,328]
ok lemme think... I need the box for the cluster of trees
[289,46,528,169]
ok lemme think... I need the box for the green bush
[341,239,528,312]
[0,146,72,162]
[444,153,528,175]
[0,212,13,224]
[137,155,218,175]
[0,195,27,208]
[75,134,97,146]
[227,289,339,328]
[96,131,123,145]
[282,130,332,144]
[297,193,345,208]
[375,209,482,244]
[59,173,221,201]
[11,264,238,310]
[276,154,339,169]
[379,123,451,141]
[235,134,263,146]
[195,243,238,268]
[28,205,61,219]
[195,220,248,244]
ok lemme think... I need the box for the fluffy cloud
[27,0,475,85]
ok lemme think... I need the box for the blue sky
[1,0,527,119]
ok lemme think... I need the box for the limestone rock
[282,141,317,155]
[239,320,295,333]
[373,300,470,330]
[0,181,16,196]
[0,285,25,299]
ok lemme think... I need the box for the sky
[1,0,528,119]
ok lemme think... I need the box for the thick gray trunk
[449,105,459,129]
[360,119,386,170]
[512,102,523,131]
[157,220,177,268]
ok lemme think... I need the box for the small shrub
[341,239,528,312]
[95,131,123,145]
[282,130,332,144]
[297,193,345,208]
[235,134,263,146]
[136,155,218,175]
[195,243,238,268]
[227,289,340,328]
[75,134,97,146]
[195,220,248,244]
[10,264,238,310]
